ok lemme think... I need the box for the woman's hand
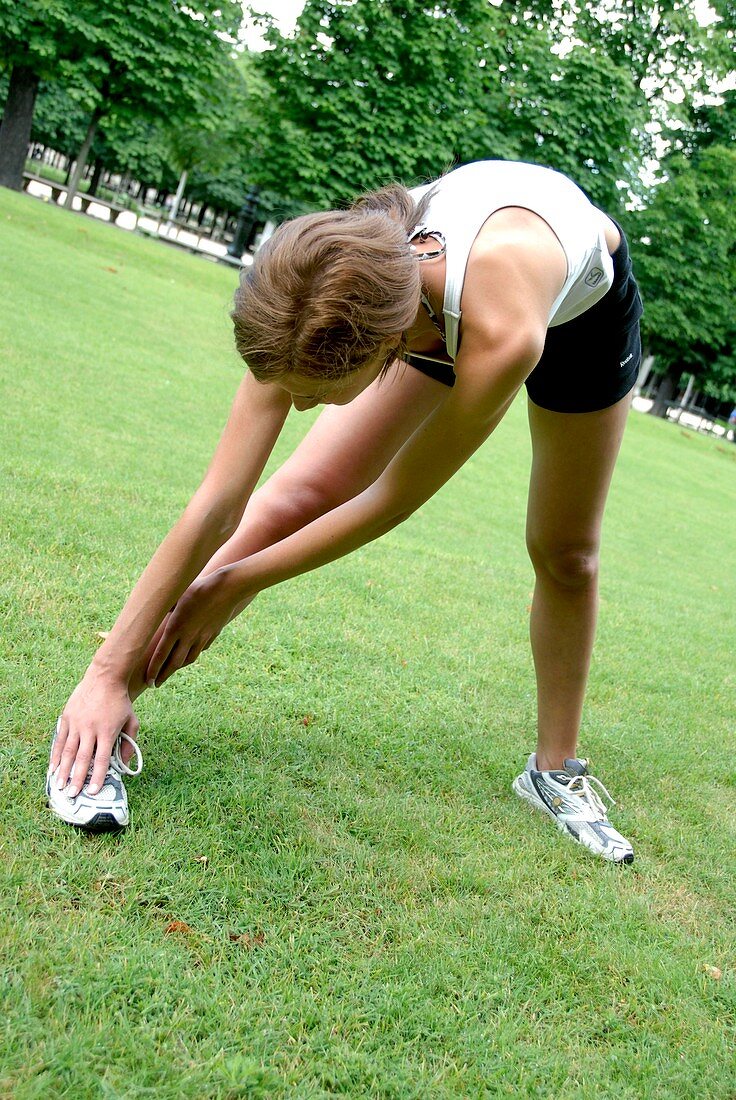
[51,672,139,797]
[145,568,253,689]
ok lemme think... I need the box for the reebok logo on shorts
[584,268,604,287]
[620,352,634,367]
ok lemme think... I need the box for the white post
[636,354,654,393]
[680,373,695,408]
[165,169,188,233]
[252,219,276,252]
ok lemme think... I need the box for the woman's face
[277,355,389,412]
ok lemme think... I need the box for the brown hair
[232,183,435,384]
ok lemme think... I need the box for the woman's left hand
[145,568,251,688]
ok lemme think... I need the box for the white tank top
[410,160,615,360]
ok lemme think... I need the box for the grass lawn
[1,188,734,1099]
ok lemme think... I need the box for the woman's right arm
[52,371,291,796]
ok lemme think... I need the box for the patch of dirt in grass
[635,877,729,941]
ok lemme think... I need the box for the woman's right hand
[51,669,140,798]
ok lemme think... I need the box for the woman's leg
[128,364,447,699]
[525,393,632,770]
[204,364,446,572]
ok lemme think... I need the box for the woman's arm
[93,373,289,681]
[227,325,542,589]
[146,311,546,687]
[53,371,290,795]
[145,228,559,683]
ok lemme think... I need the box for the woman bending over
[48,159,642,862]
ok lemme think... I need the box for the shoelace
[564,773,615,818]
[109,732,144,777]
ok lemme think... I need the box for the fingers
[53,717,140,793]
[51,672,139,799]
[179,640,209,674]
[145,615,177,687]
[147,626,214,689]
[55,727,80,790]
[152,639,195,688]
[67,734,103,797]
[56,728,112,798]
[50,714,68,772]
[85,735,117,796]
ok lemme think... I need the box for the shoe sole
[512,777,634,864]
[46,799,127,833]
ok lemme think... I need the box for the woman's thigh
[201,363,447,575]
[261,361,449,507]
[526,392,632,573]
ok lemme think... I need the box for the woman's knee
[248,474,348,534]
[527,538,600,589]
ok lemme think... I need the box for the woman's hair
[232,183,435,384]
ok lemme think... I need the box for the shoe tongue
[563,758,588,777]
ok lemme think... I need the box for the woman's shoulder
[461,212,567,342]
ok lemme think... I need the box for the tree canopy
[632,142,736,403]
[0,0,243,189]
[244,0,647,212]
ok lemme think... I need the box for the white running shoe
[512,753,634,864]
[46,718,143,832]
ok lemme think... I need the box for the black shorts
[406,223,644,414]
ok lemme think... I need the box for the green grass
[1,188,734,1099]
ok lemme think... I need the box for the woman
[47,159,641,862]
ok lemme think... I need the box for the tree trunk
[648,373,677,418]
[197,203,208,227]
[63,107,103,209]
[635,353,655,393]
[0,63,40,191]
[88,160,104,197]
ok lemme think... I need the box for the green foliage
[247,0,510,207]
[242,0,730,212]
[0,0,244,191]
[678,88,736,157]
[1,1,240,111]
[632,144,736,401]
[509,45,646,211]
[56,0,241,124]
[245,0,646,211]
[569,0,733,145]
[30,81,89,158]
[0,0,77,81]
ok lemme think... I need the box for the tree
[244,0,648,212]
[557,0,734,154]
[245,0,508,207]
[0,0,243,192]
[0,0,78,188]
[630,144,736,413]
[243,0,732,214]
